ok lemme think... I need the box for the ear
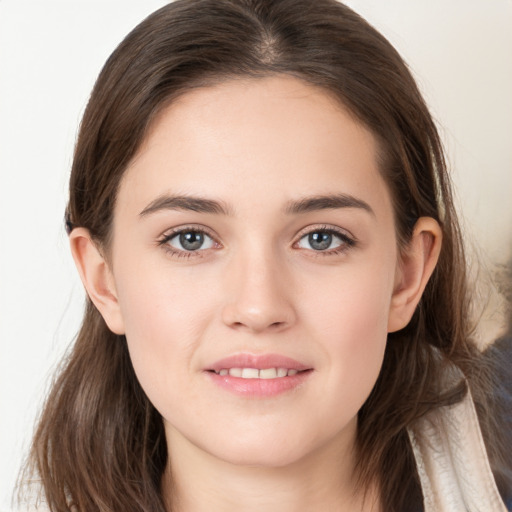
[388,217,442,333]
[69,228,125,335]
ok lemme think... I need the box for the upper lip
[207,353,311,372]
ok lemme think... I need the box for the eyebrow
[284,193,375,216]
[139,192,374,218]
[139,194,233,217]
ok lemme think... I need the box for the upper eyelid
[293,224,356,242]
[159,224,219,242]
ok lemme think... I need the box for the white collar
[408,381,507,511]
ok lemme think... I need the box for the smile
[206,354,313,397]
[213,367,302,378]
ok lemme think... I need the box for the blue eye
[297,230,352,251]
[166,230,215,252]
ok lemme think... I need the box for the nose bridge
[222,240,295,333]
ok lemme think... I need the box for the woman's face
[109,76,400,467]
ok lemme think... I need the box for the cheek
[113,260,219,409]
[302,256,395,404]
[305,250,395,338]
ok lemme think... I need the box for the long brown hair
[21,1,510,510]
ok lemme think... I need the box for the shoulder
[483,335,512,411]
[483,335,512,508]
[408,351,512,512]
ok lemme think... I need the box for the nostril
[228,320,286,332]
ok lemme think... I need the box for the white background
[1,1,511,510]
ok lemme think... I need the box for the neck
[161,422,381,512]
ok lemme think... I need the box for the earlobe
[387,217,442,333]
[69,228,125,335]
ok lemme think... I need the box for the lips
[205,353,313,397]
[215,367,300,378]
[207,353,310,374]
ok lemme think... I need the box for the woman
[20,0,511,510]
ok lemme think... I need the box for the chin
[218,448,308,469]
[202,431,322,469]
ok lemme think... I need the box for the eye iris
[180,231,204,251]
[308,231,332,250]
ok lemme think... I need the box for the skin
[71,76,441,511]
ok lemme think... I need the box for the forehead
[118,75,391,220]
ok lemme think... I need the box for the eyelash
[293,224,356,256]
[157,224,357,259]
[157,225,219,259]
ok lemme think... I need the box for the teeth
[277,368,288,377]
[259,368,277,379]
[217,367,302,379]
[229,368,243,377]
[241,368,259,379]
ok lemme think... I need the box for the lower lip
[206,370,312,397]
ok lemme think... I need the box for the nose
[221,249,296,334]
